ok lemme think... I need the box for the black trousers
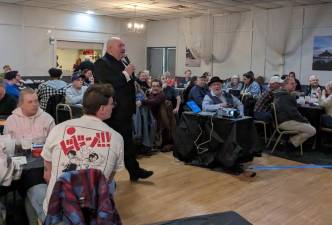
[321,114,332,128]
[0,168,45,198]
[107,119,140,176]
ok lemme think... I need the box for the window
[56,41,103,75]
[147,47,176,78]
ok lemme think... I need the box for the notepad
[12,156,27,165]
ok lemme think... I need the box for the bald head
[106,37,125,60]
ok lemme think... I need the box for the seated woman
[202,77,244,116]
[241,71,261,98]
[288,71,302,92]
[226,75,243,91]
[82,68,94,86]
[318,81,332,128]
[136,70,150,94]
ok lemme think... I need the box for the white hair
[309,75,318,81]
[18,88,37,105]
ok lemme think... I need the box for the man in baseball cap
[253,75,282,122]
[65,72,87,105]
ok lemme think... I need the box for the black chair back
[241,95,256,117]
[46,94,65,120]
[56,104,73,124]
[229,89,241,98]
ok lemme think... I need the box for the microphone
[121,55,134,79]
[122,55,130,66]
[124,55,130,64]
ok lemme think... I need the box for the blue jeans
[26,183,47,224]
[254,111,273,123]
[27,180,117,223]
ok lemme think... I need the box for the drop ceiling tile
[0,0,326,20]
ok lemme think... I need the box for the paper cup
[21,138,32,151]
[32,148,42,157]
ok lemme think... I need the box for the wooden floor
[114,153,332,225]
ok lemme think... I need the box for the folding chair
[319,115,332,149]
[266,103,303,155]
[56,104,73,124]
[254,120,268,143]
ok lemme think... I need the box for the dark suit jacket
[94,53,136,126]
[304,85,325,96]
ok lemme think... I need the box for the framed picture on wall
[313,35,332,71]
[185,47,201,67]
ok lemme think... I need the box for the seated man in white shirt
[40,84,124,217]
[202,76,244,116]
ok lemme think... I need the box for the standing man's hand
[125,64,135,76]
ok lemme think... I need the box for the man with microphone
[94,37,153,181]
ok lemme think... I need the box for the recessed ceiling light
[86,10,95,14]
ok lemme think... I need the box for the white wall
[146,19,211,77]
[56,49,79,73]
[0,3,147,76]
[146,4,332,84]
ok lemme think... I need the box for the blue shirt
[188,85,209,107]
[242,81,261,98]
[5,83,20,100]
[65,85,88,105]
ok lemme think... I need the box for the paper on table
[11,156,27,165]
[0,135,15,157]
